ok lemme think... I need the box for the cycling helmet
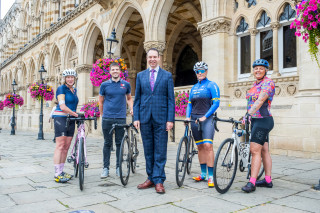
[193,61,208,71]
[252,59,269,69]
[62,69,77,78]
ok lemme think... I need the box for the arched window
[237,18,251,76]
[257,11,271,28]
[279,4,297,73]
[246,0,256,8]
[256,11,273,70]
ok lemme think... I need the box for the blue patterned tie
[150,69,155,91]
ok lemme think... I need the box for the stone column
[248,28,258,80]
[143,41,166,67]
[129,71,137,95]
[271,22,281,77]
[198,17,232,99]
[76,64,93,106]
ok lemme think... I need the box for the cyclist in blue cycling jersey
[52,69,79,183]
[185,61,220,188]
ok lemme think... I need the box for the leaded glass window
[236,18,249,33]
[283,25,297,68]
[257,12,271,28]
[246,0,256,8]
[280,4,296,22]
[260,30,273,70]
[240,36,251,74]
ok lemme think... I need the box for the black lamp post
[10,79,17,135]
[106,28,119,59]
[37,64,47,140]
[106,29,119,151]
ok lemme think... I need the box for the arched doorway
[175,45,198,87]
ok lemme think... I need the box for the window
[279,4,297,74]
[237,18,251,77]
[234,0,239,12]
[257,12,271,28]
[260,30,273,70]
[246,0,256,8]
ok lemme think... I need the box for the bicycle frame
[70,122,87,166]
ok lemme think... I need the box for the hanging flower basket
[90,58,129,87]
[28,82,54,101]
[80,101,101,118]
[175,91,189,117]
[4,93,24,109]
[0,101,4,110]
[291,0,320,67]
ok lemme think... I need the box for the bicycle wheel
[248,152,264,180]
[78,137,85,191]
[176,136,188,187]
[186,136,195,175]
[213,138,238,194]
[73,139,79,178]
[131,135,138,174]
[119,135,130,186]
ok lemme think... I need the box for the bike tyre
[213,138,238,194]
[73,139,79,178]
[176,136,188,187]
[78,137,85,191]
[131,135,138,174]
[119,135,130,186]
[186,136,195,175]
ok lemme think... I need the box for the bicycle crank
[67,156,74,163]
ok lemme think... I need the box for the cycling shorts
[250,116,274,145]
[54,117,76,138]
[191,114,215,145]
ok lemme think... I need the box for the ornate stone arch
[232,14,250,34]
[276,1,296,21]
[253,8,272,28]
[81,20,106,65]
[63,34,78,69]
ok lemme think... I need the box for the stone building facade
[0,0,319,158]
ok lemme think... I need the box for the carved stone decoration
[249,28,259,36]
[270,22,281,30]
[275,86,281,96]
[235,89,242,98]
[76,64,92,74]
[143,41,166,54]
[287,84,296,96]
[198,18,231,37]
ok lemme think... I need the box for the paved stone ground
[0,129,320,213]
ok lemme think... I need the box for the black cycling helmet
[252,59,269,69]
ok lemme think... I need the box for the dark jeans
[102,118,126,169]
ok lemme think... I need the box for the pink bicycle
[67,113,97,190]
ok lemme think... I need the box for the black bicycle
[109,122,139,186]
[212,113,264,194]
[174,119,200,187]
[66,113,97,191]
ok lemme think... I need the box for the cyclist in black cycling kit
[185,62,220,188]
[53,69,79,183]
[241,59,275,193]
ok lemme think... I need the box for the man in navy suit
[133,48,175,194]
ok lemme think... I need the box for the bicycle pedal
[85,162,89,168]
[67,156,73,163]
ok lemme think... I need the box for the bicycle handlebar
[212,112,246,133]
[175,119,201,131]
[108,123,139,135]
[66,113,98,130]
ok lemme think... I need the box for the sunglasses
[195,70,206,74]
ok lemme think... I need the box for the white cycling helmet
[193,61,208,71]
[62,69,77,78]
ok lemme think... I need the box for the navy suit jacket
[133,68,175,124]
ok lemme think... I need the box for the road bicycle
[174,119,199,187]
[212,113,264,194]
[67,113,97,191]
[109,122,139,186]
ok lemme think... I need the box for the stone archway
[163,0,202,86]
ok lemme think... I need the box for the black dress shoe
[242,182,256,193]
[256,179,273,188]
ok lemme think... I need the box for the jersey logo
[121,84,125,87]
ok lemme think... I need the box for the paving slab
[54,203,123,213]
[272,195,320,213]
[0,184,36,195]
[134,203,192,213]
[0,200,67,213]
[241,203,308,213]
[0,194,16,208]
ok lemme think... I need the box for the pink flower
[295,31,302,37]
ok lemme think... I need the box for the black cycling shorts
[191,114,215,145]
[250,116,274,145]
[54,117,76,138]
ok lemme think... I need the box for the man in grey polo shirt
[99,62,133,178]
